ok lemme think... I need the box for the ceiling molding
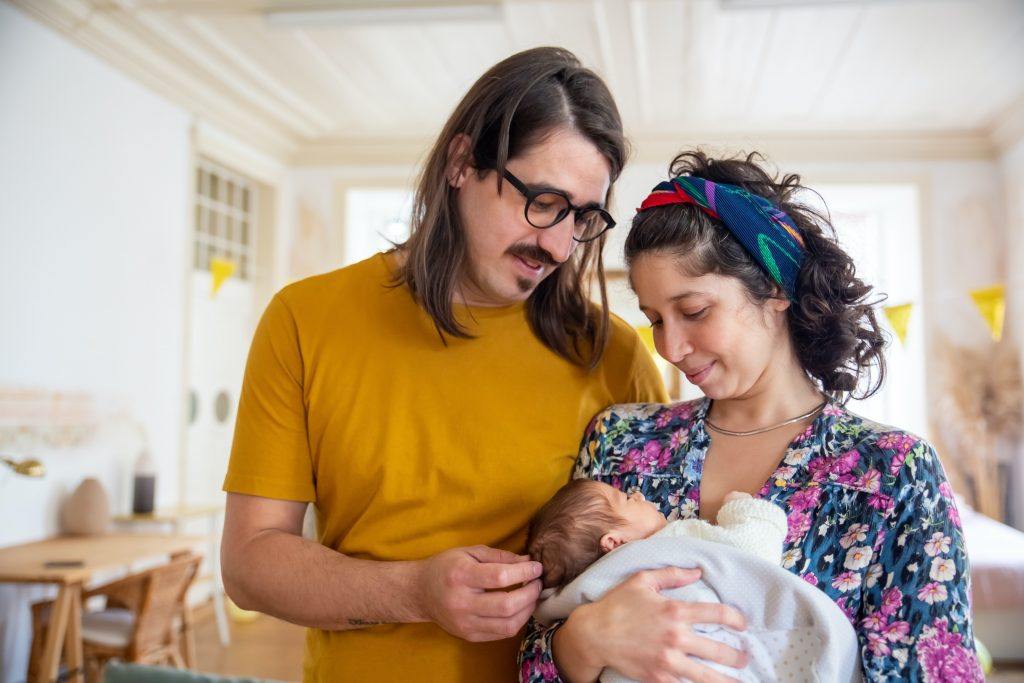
[989,93,1024,154]
[291,129,998,168]
[9,0,299,162]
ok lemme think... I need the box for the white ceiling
[9,0,1024,163]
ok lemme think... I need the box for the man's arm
[221,492,544,638]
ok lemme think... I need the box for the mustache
[506,243,560,267]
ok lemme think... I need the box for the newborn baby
[527,480,863,682]
[527,479,787,590]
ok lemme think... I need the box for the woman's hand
[555,566,749,683]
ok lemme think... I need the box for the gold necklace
[705,401,828,437]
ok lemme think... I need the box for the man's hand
[416,545,543,642]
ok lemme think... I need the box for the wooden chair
[28,553,201,682]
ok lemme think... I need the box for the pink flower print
[917,582,948,605]
[867,492,895,515]
[824,403,844,417]
[873,529,888,554]
[536,660,559,681]
[867,631,891,657]
[670,428,688,450]
[836,597,856,623]
[831,450,860,475]
[857,468,883,493]
[939,481,954,499]
[831,571,862,592]
[789,486,823,513]
[786,511,812,543]
[687,488,700,502]
[877,432,916,455]
[882,620,910,642]
[924,532,952,557]
[916,619,983,683]
[656,445,673,469]
[624,441,662,474]
[801,572,819,587]
[947,502,962,529]
[808,457,831,482]
[861,613,886,632]
[655,410,674,429]
[880,587,904,617]
[889,451,907,476]
[840,523,869,549]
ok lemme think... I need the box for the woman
[519,151,981,682]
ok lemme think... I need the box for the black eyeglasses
[501,169,615,243]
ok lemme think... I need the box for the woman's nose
[658,320,693,364]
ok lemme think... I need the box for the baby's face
[598,483,668,549]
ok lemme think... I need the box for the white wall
[0,0,191,546]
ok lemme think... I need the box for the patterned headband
[637,176,805,300]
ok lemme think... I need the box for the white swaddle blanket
[534,536,862,683]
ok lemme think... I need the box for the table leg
[63,584,84,683]
[36,584,72,683]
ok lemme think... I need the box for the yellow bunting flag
[210,257,236,297]
[883,303,913,346]
[970,285,1006,342]
[635,326,657,357]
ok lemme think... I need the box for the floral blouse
[518,399,983,682]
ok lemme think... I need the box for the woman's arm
[855,439,983,681]
[518,406,749,683]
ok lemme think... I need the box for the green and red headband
[638,176,805,300]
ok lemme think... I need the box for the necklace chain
[705,401,828,437]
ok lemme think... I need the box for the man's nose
[535,216,576,265]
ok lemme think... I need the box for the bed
[960,498,1024,662]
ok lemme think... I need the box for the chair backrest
[131,553,202,657]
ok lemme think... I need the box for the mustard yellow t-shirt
[224,252,667,682]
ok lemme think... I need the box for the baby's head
[527,479,668,589]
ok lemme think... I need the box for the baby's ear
[600,531,628,553]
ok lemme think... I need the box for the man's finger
[472,579,542,617]
[467,602,536,640]
[466,560,543,589]
[466,545,529,565]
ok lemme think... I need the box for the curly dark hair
[624,150,887,400]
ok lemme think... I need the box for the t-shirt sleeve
[222,293,316,503]
[621,332,669,404]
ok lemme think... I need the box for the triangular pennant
[883,303,913,346]
[969,285,1005,342]
[210,257,237,297]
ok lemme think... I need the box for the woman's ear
[445,133,473,189]
[600,530,628,554]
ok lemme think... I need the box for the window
[342,187,413,266]
[194,159,257,279]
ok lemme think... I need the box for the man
[221,47,667,682]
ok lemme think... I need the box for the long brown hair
[625,150,887,401]
[392,47,627,369]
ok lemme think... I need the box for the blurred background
[1,0,1023,680]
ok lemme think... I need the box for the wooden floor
[194,606,305,681]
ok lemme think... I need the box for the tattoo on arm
[347,618,381,628]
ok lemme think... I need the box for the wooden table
[0,533,203,683]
